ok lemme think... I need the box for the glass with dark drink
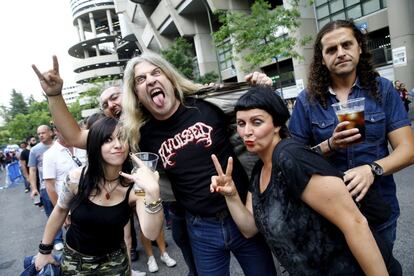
[332,97,365,144]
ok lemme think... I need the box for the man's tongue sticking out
[152,93,165,107]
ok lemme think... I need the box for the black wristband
[39,242,54,251]
[39,248,53,255]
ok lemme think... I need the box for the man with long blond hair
[119,51,277,275]
[32,52,277,275]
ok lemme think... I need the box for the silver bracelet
[144,198,163,214]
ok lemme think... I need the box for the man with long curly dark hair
[289,20,414,249]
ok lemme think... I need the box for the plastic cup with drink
[331,97,365,144]
[131,152,159,196]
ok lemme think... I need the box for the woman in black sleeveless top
[34,117,164,275]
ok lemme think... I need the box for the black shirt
[140,98,249,217]
[20,149,30,171]
[66,185,133,256]
[250,138,363,275]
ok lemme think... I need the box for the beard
[30,142,37,147]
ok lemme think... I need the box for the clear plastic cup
[131,152,159,196]
[331,97,365,143]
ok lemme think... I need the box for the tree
[213,0,311,71]
[8,89,28,121]
[6,111,51,144]
[161,37,194,79]
[68,100,83,122]
[162,37,218,83]
[194,72,219,85]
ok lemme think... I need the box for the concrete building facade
[68,0,413,99]
[68,0,141,84]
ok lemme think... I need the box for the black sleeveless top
[66,177,133,256]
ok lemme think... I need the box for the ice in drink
[336,109,365,143]
[332,97,365,144]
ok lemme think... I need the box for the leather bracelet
[39,242,54,255]
[39,242,54,251]
[39,248,53,255]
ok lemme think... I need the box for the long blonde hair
[121,51,203,152]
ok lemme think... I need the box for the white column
[77,18,85,41]
[107,9,114,35]
[89,12,99,56]
[89,12,97,37]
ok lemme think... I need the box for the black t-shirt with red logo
[140,98,249,217]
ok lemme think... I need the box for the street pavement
[0,158,413,275]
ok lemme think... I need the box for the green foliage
[213,0,309,71]
[81,86,101,109]
[0,89,53,144]
[7,89,29,122]
[161,37,195,79]
[5,111,51,144]
[194,71,219,84]
[28,101,49,114]
[161,37,219,84]
[68,100,83,122]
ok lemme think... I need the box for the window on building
[315,0,328,6]
[347,4,362,19]
[331,11,346,21]
[316,4,330,18]
[217,39,234,71]
[315,0,387,28]
[318,17,330,29]
[330,0,344,13]
[345,0,360,7]
[362,0,381,15]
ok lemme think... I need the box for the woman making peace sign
[210,86,400,275]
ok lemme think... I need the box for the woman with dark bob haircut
[34,117,164,275]
[210,86,401,275]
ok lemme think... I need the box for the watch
[369,162,384,177]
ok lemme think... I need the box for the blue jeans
[170,209,198,276]
[40,188,64,245]
[186,211,277,276]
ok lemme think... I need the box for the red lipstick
[244,141,254,147]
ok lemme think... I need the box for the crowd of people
[13,19,413,275]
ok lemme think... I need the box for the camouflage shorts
[61,244,131,276]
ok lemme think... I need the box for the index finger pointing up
[53,55,59,74]
[31,64,43,80]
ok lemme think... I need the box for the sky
[0,1,77,108]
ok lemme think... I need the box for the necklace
[102,178,120,200]
[104,176,120,182]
